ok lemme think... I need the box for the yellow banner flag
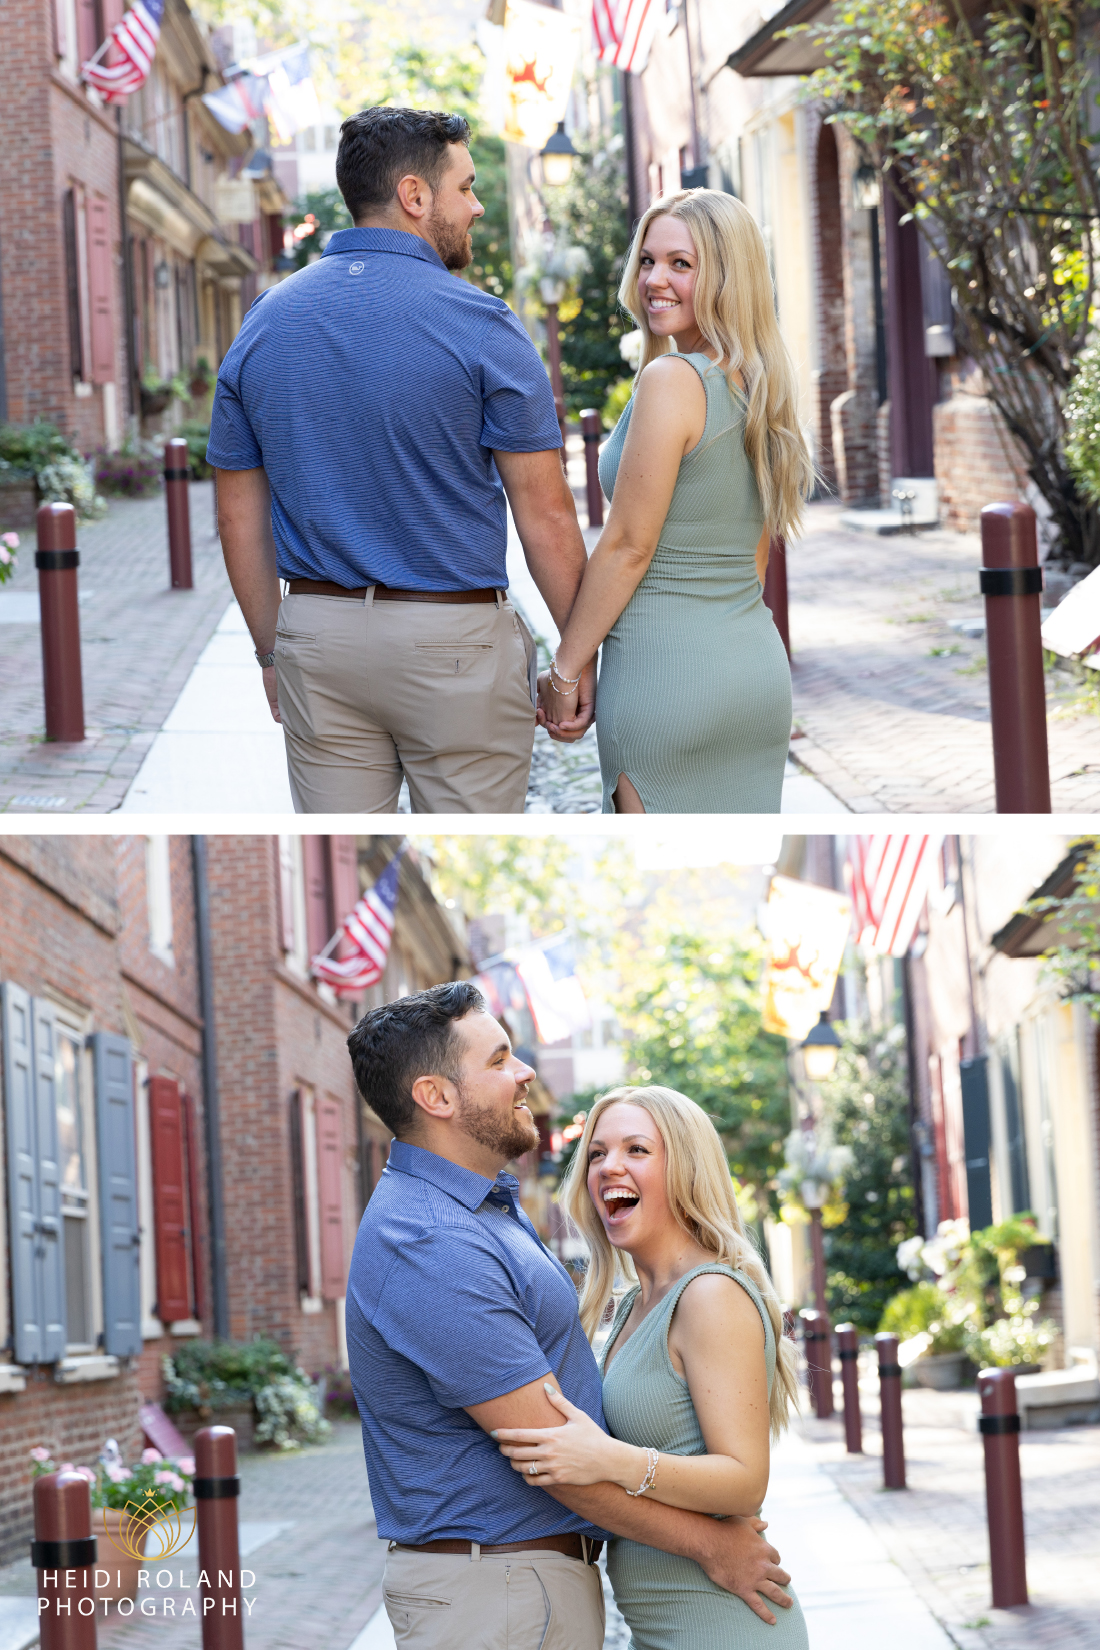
[761,875,852,1041]
[500,0,580,149]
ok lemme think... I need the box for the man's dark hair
[347,980,485,1137]
[336,106,472,221]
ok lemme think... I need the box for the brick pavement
[800,1381,1100,1649]
[785,505,1100,813]
[0,484,230,814]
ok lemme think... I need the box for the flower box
[171,1401,256,1452]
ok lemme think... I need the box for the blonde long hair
[560,1085,799,1437]
[618,189,814,542]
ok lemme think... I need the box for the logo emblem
[101,1488,196,1560]
[349,261,365,274]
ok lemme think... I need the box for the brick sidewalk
[786,505,1100,813]
[800,1383,1100,1649]
[0,485,230,814]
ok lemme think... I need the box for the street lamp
[800,1012,842,1083]
[852,162,880,212]
[539,121,578,189]
[800,1168,829,1315]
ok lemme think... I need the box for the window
[277,836,359,991]
[323,127,337,151]
[303,127,317,152]
[291,1088,346,1311]
[146,835,175,966]
[56,1021,99,1349]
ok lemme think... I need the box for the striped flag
[845,835,944,957]
[81,0,164,101]
[591,0,660,74]
[311,853,402,998]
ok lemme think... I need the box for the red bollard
[978,1367,1028,1607]
[799,1308,833,1419]
[36,503,85,742]
[32,1469,98,1649]
[980,502,1050,813]
[194,1426,244,1649]
[165,437,194,590]
[763,535,790,659]
[579,409,604,528]
[876,1332,906,1489]
[836,1323,863,1453]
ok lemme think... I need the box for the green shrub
[177,421,212,480]
[0,419,105,519]
[602,378,633,431]
[162,1337,331,1451]
[1065,347,1100,507]
[95,436,162,498]
[880,1282,969,1354]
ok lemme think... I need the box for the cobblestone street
[785,505,1100,813]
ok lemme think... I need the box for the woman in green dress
[494,1086,809,1648]
[539,191,813,813]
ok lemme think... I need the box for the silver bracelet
[550,658,581,689]
[625,1446,659,1498]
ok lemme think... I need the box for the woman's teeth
[603,1188,640,1220]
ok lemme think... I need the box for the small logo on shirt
[349,261,365,274]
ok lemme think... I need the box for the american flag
[82,0,164,101]
[311,854,402,998]
[845,835,944,957]
[591,0,660,74]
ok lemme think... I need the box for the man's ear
[410,1072,455,1121]
[394,173,430,220]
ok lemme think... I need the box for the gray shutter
[1,984,67,1363]
[92,1033,142,1356]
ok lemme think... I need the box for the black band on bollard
[980,567,1043,597]
[838,1348,859,1361]
[582,431,600,443]
[878,1363,902,1378]
[31,1537,98,1568]
[979,1413,1021,1435]
[803,1331,828,1342]
[35,549,80,571]
[193,1476,241,1499]
[164,467,191,481]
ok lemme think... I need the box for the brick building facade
[0,833,469,1566]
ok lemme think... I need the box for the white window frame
[47,1000,103,1355]
[146,835,175,967]
[133,1059,165,1339]
[299,1087,323,1312]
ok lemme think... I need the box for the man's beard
[428,206,473,272]
[455,1084,539,1161]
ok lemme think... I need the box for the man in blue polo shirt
[208,107,594,814]
[345,982,795,1647]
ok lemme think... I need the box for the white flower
[619,331,644,370]
[897,1235,925,1280]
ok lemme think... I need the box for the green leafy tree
[816,1025,917,1332]
[1030,837,1100,1015]
[802,0,1100,565]
[618,932,790,1202]
[545,123,632,417]
[285,187,352,271]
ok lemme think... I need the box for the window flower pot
[912,1351,969,1390]
[93,1507,148,1602]
[140,387,172,417]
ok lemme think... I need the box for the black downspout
[619,69,642,233]
[116,107,139,421]
[901,952,926,1238]
[870,205,887,408]
[192,836,229,1340]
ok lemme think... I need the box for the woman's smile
[602,1183,641,1225]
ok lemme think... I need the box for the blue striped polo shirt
[206,227,562,591]
[345,1140,608,1545]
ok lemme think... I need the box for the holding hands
[536,660,596,744]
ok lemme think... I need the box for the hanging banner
[500,0,581,149]
[761,875,852,1041]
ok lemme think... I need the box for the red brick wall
[0,1,126,448]
[933,392,1028,533]
[808,115,846,493]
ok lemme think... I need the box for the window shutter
[315,1097,345,1300]
[76,0,99,65]
[93,1033,142,1356]
[63,191,84,382]
[303,836,333,963]
[182,1091,206,1323]
[2,985,67,1363]
[327,838,359,964]
[288,1091,310,1295]
[86,196,115,386]
[148,1076,190,1323]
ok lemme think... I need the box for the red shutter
[148,1076,191,1323]
[303,836,333,963]
[76,0,99,63]
[315,1097,345,1300]
[181,1091,206,1324]
[87,196,115,386]
[327,837,360,963]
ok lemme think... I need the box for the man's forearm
[543,1478,716,1558]
[215,467,281,652]
[516,507,588,632]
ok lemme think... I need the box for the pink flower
[75,1466,96,1483]
[59,1463,75,1474]
[1,532,18,549]
[106,1462,131,1483]
[30,1447,52,1463]
[177,1456,195,1477]
[0,546,11,565]
[153,1469,184,1491]
[142,1447,163,1464]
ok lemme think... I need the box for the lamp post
[800,1011,841,1084]
[537,122,579,450]
[801,1176,828,1315]
[797,1014,842,1315]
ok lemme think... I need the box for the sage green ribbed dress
[600,1264,809,1650]
[596,354,791,813]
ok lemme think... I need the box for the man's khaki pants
[273,590,538,814]
[382,1544,605,1650]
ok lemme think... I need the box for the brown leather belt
[395,1535,602,1564]
[286,578,499,604]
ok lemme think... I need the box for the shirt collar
[322,227,446,270]
[387,1140,519,1212]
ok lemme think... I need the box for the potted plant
[140,366,173,418]
[0,531,18,584]
[189,357,214,399]
[163,1336,330,1452]
[30,1444,194,1603]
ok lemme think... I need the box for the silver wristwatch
[255,649,276,667]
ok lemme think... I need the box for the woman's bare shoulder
[636,353,707,397]
[674,1270,765,1339]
